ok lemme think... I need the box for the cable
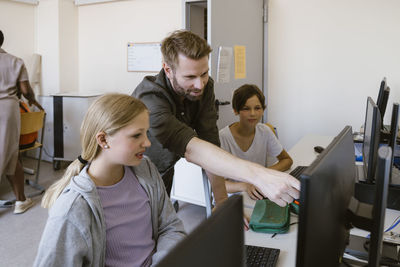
[366,215,400,239]
[387,215,400,230]
[385,215,400,233]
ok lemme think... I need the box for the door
[208,0,265,129]
[185,0,265,129]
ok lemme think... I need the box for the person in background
[133,30,299,208]
[0,30,44,214]
[34,94,186,267]
[219,84,293,200]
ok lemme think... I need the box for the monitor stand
[343,234,399,266]
[355,174,400,211]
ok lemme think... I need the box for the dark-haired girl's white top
[219,123,283,167]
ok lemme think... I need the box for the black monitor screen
[376,78,390,123]
[363,97,382,183]
[369,146,392,266]
[296,126,356,266]
[156,195,245,267]
[388,103,399,182]
[380,87,390,125]
[344,146,393,266]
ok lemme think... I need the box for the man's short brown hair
[161,30,212,70]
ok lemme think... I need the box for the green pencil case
[249,199,290,234]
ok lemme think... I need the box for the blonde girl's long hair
[41,93,148,209]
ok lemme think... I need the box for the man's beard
[172,75,203,101]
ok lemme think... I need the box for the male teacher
[133,30,299,207]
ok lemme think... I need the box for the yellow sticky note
[234,45,246,79]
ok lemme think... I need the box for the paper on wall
[216,46,233,83]
[234,45,246,79]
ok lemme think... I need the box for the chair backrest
[20,111,45,135]
[265,122,277,137]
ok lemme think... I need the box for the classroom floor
[0,157,206,267]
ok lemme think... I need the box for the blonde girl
[34,93,185,267]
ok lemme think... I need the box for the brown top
[133,69,220,174]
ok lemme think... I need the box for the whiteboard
[127,42,162,72]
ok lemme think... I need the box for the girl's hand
[244,215,250,231]
[246,183,264,200]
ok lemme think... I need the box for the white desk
[243,134,400,267]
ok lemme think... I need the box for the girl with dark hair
[219,84,293,200]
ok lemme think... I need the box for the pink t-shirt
[97,166,155,267]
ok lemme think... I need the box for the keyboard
[290,165,308,179]
[245,245,280,267]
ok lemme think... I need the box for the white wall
[268,0,400,149]
[5,0,399,151]
[59,0,79,93]
[2,0,181,96]
[78,0,182,95]
[36,0,79,95]
[0,1,35,72]
[36,0,61,95]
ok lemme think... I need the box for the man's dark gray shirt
[132,69,220,175]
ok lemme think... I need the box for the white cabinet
[171,158,209,207]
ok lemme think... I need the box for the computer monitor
[376,77,389,123]
[156,195,245,267]
[346,146,394,266]
[376,78,386,108]
[369,146,391,266]
[363,97,382,184]
[296,126,356,266]
[388,103,399,183]
[355,101,400,210]
[379,86,390,126]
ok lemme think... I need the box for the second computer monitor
[388,103,399,182]
[369,146,392,266]
[296,126,356,267]
[376,77,389,122]
[156,195,245,267]
[363,97,382,183]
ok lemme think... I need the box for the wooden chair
[265,122,278,137]
[0,111,46,208]
[20,111,46,197]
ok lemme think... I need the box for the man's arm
[18,80,44,110]
[185,137,300,207]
